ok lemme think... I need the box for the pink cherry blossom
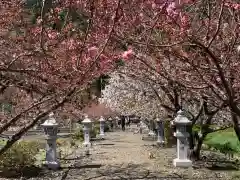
[181,14,190,29]
[166,2,178,17]
[47,31,58,40]
[122,49,135,60]
[88,46,99,58]
[224,2,240,9]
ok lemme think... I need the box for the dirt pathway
[56,129,184,180]
[90,130,155,166]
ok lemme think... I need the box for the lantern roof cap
[82,115,92,124]
[174,110,191,125]
[41,112,58,126]
[99,116,105,122]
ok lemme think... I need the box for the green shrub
[94,123,110,133]
[0,139,7,147]
[72,128,84,140]
[72,126,98,140]
[192,124,201,133]
[104,122,111,132]
[192,124,218,133]
[231,173,240,180]
[56,138,68,147]
[0,141,40,170]
[208,142,239,154]
[91,126,98,138]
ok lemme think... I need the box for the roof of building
[81,102,118,119]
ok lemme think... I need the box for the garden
[0,0,240,179]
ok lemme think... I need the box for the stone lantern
[99,116,105,138]
[148,119,155,136]
[82,115,92,147]
[115,116,120,128]
[172,110,192,168]
[139,120,143,134]
[41,112,60,170]
[108,117,113,130]
[156,117,164,145]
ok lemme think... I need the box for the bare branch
[207,0,224,47]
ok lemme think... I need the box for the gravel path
[55,130,183,180]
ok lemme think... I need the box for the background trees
[100,71,166,119]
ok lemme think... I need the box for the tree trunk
[193,135,205,160]
[188,129,195,160]
[231,113,240,141]
[190,115,213,160]
[170,123,177,146]
[188,125,197,159]
[164,120,175,147]
[188,125,194,150]
[188,127,202,160]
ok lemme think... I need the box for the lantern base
[99,133,105,139]
[85,148,90,155]
[156,140,165,145]
[148,130,155,136]
[45,161,60,170]
[83,142,91,147]
[173,158,192,168]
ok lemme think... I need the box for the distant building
[81,102,118,119]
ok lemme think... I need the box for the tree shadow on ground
[0,153,102,179]
[143,143,177,149]
[93,163,184,180]
[203,159,239,171]
[0,165,43,179]
[206,164,239,171]
[59,163,103,180]
[0,163,103,179]
[193,156,240,171]
[60,155,86,161]
[56,163,184,180]
[91,137,106,142]
[97,143,115,146]
[61,164,102,170]
[57,162,230,180]
[202,157,240,165]
[111,140,134,143]
[111,140,125,143]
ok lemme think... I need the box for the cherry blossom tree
[100,71,166,119]
[0,0,123,154]
[112,0,240,140]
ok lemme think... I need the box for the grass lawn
[204,128,240,154]
[0,139,6,147]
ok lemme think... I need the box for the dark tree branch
[0,88,76,155]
